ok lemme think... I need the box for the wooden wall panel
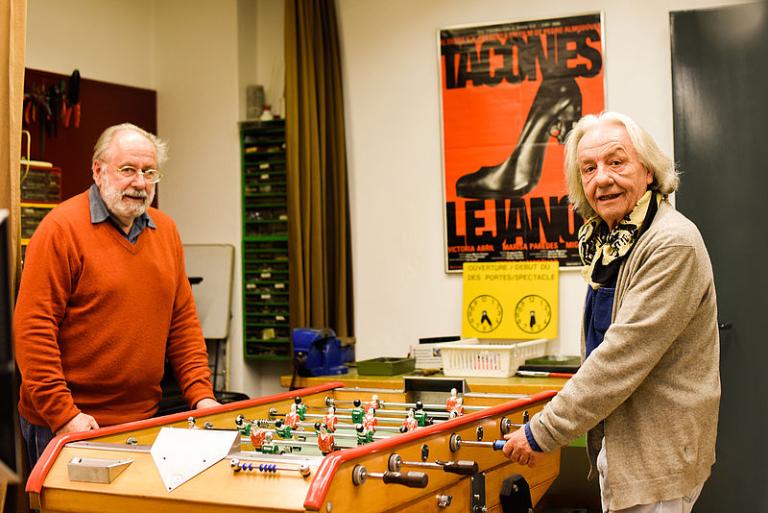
[23,68,157,202]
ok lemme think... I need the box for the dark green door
[671,3,768,512]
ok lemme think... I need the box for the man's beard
[99,173,155,221]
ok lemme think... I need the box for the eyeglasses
[114,165,163,184]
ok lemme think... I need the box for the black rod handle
[381,471,428,488]
[441,460,479,475]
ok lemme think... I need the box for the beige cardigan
[529,201,720,510]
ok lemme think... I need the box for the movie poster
[440,14,605,272]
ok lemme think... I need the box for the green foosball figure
[350,399,365,424]
[355,424,375,445]
[294,396,308,421]
[414,401,430,427]
[274,419,293,439]
[235,414,252,436]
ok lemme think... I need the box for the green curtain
[285,0,353,338]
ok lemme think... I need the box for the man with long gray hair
[502,112,720,513]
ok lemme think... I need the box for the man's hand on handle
[502,427,538,468]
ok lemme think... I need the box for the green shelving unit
[240,120,290,360]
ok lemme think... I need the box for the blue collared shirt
[88,184,156,244]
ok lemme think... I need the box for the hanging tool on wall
[46,83,61,137]
[62,69,81,128]
[23,84,52,155]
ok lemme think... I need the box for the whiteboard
[183,244,235,340]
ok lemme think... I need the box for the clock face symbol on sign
[467,295,503,333]
[514,295,552,334]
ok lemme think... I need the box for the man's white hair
[92,123,168,169]
[563,111,679,218]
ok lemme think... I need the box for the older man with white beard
[14,124,219,468]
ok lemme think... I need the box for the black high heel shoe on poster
[455,77,583,199]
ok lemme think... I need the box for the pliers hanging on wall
[23,85,52,154]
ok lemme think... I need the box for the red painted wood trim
[26,381,344,494]
[303,390,557,511]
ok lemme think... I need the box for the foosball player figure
[449,396,465,419]
[284,403,301,429]
[355,424,375,445]
[400,409,418,433]
[446,387,460,411]
[235,414,252,436]
[363,407,378,432]
[350,399,365,424]
[274,419,293,439]
[414,401,430,427]
[323,406,338,432]
[294,396,308,421]
[260,432,281,454]
[250,427,268,450]
[366,394,380,412]
[315,422,336,454]
[187,416,197,429]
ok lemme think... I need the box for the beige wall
[337,0,745,360]
[25,0,155,89]
[24,0,745,394]
[24,0,288,397]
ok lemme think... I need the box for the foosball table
[27,381,561,512]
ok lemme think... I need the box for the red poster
[440,14,605,271]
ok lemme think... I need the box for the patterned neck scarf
[578,190,661,289]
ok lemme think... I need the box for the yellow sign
[462,261,558,339]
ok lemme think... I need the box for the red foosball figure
[315,422,336,454]
[323,406,338,432]
[250,428,268,450]
[400,409,418,432]
[284,403,301,429]
[449,397,465,418]
[366,394,380,412]
[446,387,460,412]
[363,407,378,432]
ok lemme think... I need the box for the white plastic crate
[411,338,477,369]
[439,339,548,377]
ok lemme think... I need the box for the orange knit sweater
[14,191,214,432]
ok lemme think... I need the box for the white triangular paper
[150,427,239,492]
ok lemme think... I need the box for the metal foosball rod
[241,430,391,444]
[281,406,450,421]
[449,433,507,452]
[447,413,531,453]
[375,400,485,413]
[499,411,530,434]
[269,410,413,426]
[322,398,456,417]
[371,408,451,419]
[329,422,402,433]
[387,453,479,475]
[323,394,493,412]
[254,418,403,433]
